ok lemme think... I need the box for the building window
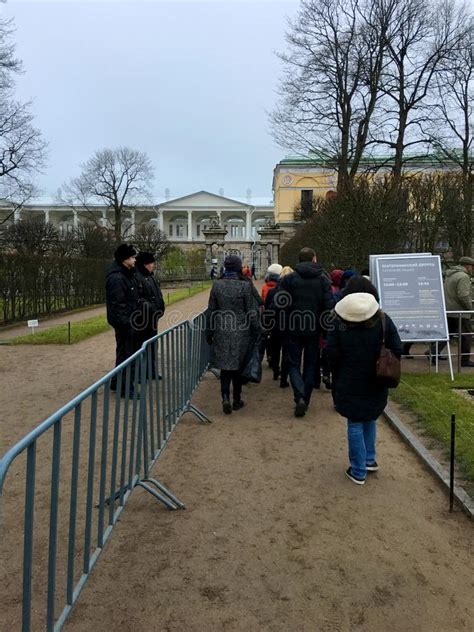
[225,217,245,239]
[251,217,270,239]
[168,216,188,238]
[301,190,313,213]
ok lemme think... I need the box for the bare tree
[0,18,46,208]
[71,223,116,259]
[270,0,395,192]
[61,147,154,241]
[0,217,59,256]
[134,224,169,258]
[373,0,467,179]
[425,20,473,253]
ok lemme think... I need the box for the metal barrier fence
[0,311,210,632]
[414,310,474,376]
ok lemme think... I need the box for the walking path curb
[384,404,474,518]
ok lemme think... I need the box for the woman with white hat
[327,283,402,485]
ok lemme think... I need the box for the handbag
[375,313,401,388]
[241,338,263,384]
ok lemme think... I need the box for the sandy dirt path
[1,286,473,632]
[59,370,474,632]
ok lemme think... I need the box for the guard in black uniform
[134,251,166,379]
[105,243,140,395]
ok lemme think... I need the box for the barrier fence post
[449,413,456,512]
[457,314,462,373]
[68,321,71,345]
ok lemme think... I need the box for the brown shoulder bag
[375,312,401,388]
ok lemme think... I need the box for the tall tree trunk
[114,207,122,242]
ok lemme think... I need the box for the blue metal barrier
[0,311,210,632]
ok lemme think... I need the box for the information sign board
[375,255,448,341]
[369,252,431,287]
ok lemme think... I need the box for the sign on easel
[374,254,453,379]
[27,319,39,334]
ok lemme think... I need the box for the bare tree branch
[59,146,154,241]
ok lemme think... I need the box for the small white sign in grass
[27,319,39,334]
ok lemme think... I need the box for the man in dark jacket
[277,247,335,417]
[106,243,140,395]
[134,251,166,379]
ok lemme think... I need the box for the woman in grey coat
[207,255,259,414]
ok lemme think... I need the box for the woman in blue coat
[327,285,402,485]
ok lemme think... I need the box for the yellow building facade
[272,156,338,227]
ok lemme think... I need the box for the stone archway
[225,248,242,257]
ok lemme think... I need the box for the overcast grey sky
[4,0,300,203]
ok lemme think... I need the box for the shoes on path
[222,398,232,414]
[366,462,379,472]
[232,400,245,410]
[294,398,307,418]
[345,468,365,485]
[280,380,290,388]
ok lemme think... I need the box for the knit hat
[330,269,344,286]
[341,269,357,281]
[114,243,138,263]
[335,292,380,323]
[136,251,156,266]
[224,254,242,272]
[459,256,474,266]
[267,263,283,276]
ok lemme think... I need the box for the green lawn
[391,373,474,486]
[9,281,211,346]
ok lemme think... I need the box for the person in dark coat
[333,269,358,302]
[134,251,166,379]
[105,243,140,396]
[276,247,335,417]
[327,290,402,485]
[206,254,259,414]
[263,265,293,386]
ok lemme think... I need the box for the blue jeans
[347,420,377,480]
[286,335,319,404]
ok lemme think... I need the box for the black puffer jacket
[326,312,402,421]
[277,262,334,336]
[135,265,165,331]
[105,261,140,328]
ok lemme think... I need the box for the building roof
[277,151,472,168]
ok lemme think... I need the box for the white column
[129,210,136,236]
[14,208,21,223]
[44,209,50,224]
[73,210,78,229]
[100,210,107,227]
[246,209,252,241]
[187,210,192,241]
[158,210,164,232]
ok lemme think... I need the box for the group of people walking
[206,248,403,485]
[105,243,165,397]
